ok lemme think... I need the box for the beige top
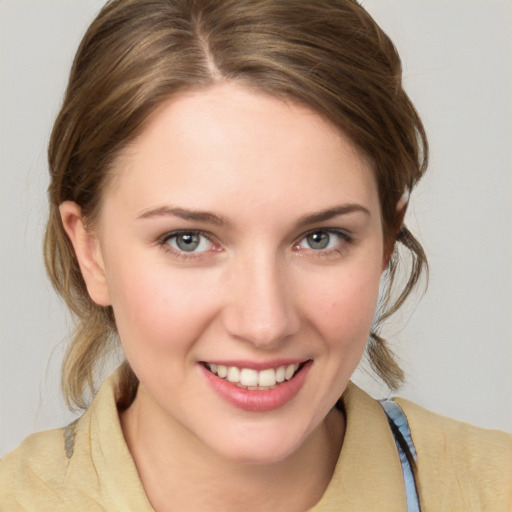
[1,371,511,511]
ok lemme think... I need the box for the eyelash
[157,228,354,260]
[157,230,218,261]
[293,228,354,257]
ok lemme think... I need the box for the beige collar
[311,382,406,511]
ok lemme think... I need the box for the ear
[59,201,111,306]
[382,203,407,270]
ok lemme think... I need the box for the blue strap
[380,399,420,512]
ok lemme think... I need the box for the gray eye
[164,231,215,255]
[175,233,201,252]
[306,232,330,250]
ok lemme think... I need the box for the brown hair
[45,0,428,410]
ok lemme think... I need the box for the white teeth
[258,368,277,387]
[227,366,240,383]
[240,368,258,386]
[275,366,285,383]
[206,362,302,389]
[285,364,298,380]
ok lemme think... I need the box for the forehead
[104,82,379,223]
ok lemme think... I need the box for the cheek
[106,258,219,355]
[301,261,382,347]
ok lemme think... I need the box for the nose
[221,252,300,348]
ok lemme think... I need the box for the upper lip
[200,359,310,371]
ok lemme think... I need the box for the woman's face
[83,83,386,463]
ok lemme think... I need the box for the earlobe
[59,201,111,306]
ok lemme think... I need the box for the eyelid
[157,229,221,258]
[296,227,353,242]
[293,227,354,253]
[158,229,212,244]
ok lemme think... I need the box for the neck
[120,388,345,512]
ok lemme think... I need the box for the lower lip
[200,362,312,412]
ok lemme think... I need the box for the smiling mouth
[202,362,308,390]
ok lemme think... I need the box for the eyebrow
[137,206,230,226]
[137,203,369,227]
[296,204,370,227]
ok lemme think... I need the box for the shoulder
[0,427,69,510]
[396,397,512,511]
[397,397,512,466]
[0,370,152,511]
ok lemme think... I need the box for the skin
[61,82,389,511]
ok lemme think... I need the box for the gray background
[1,0,511,458]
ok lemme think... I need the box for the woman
[1,0,510,510]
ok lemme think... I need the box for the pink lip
[200,360,312,412]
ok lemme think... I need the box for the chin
[219,443,298,466]
[205,421,314,466]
